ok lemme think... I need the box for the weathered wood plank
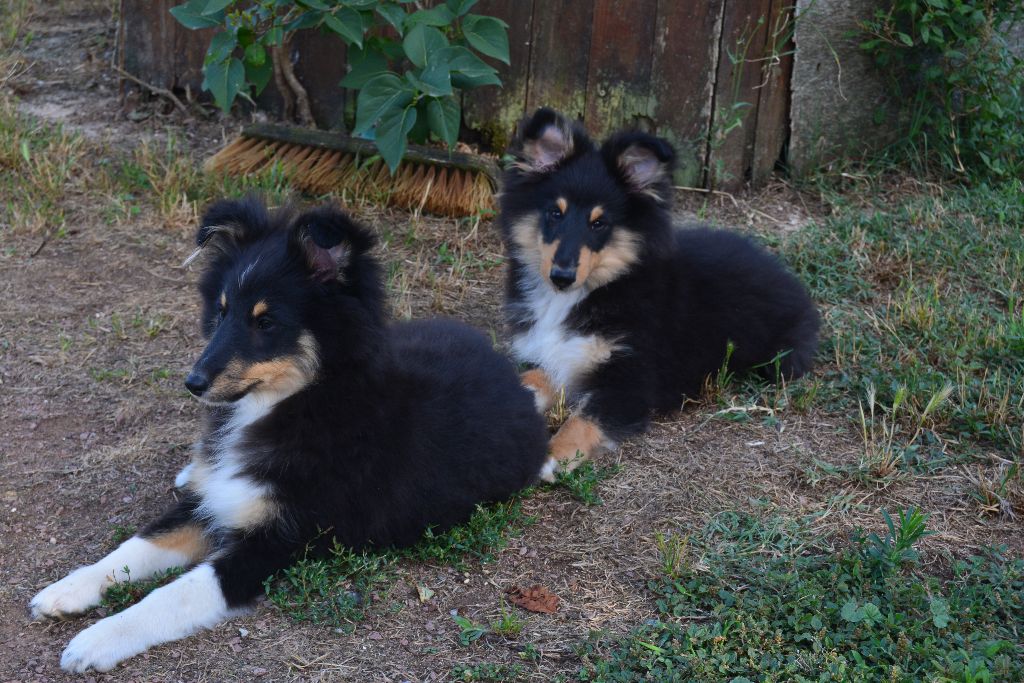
[750,0,794,183]
[462,0,535,151]
[525,0,594,123]
[583,0,658,139]
[708,0,773,189]
[650,0,725,186]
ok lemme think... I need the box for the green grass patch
[580,510,1024,682]
[551,461,622,506]
[730,181,1024,471]
[450,662,527,682]
[101,567,184,613]
[265,496,535,629]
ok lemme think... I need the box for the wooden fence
[121,0,795,189]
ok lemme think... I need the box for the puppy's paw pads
[60,619,130,673]
[538,457,559,483]
[30,569,105,620]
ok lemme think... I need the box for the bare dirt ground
[1,5,1020,683]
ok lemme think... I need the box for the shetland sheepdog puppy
[30,198,547,672]
[499,108,820,480]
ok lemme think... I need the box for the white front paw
[538,456,560,483]
[174,461,195,489]
[30,567,107,620]
[60,616,133,673]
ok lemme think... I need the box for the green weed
[452,613,490,646]
[265,497,534,628]
[101,567,184,613]
[263,540,397,631]
[552,461,621,506]
[450,662,526,682]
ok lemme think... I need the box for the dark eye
[218,306,227,319]
[256,317,274,331]
[548,208,563,220]
[591,218,607,231]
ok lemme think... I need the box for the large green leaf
[402,24,448,68]
[245,58,273,95]
[340,44,389,89]
[461,14,509,64]
[170,0,222,29]
[451,70,500,89]
[375,105,417,172]
[445,0,478,16]
[323,8,365,48]
[427,96,460,149]
[413,52,454,96]
[203,57,246,112]
[284,11,322,32]
[438,45,498,78]
[404,5,456,28]
[243,42,266,67]
[202,0,233,14]
[375,3,406,35]
[354,73,414,136]
[205,30,237,64]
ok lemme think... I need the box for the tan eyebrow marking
[556,197,568,213]
[252,300,268,318]
[589,206,604,223]
[219,292,227,309]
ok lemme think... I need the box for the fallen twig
[111,64,189,116]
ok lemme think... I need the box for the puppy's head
[502,109,675,292]
[185,198,377,405]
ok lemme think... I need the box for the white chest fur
[511,279,618,392]
[192,395,277,530]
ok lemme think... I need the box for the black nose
[184,370,210,397]
[549,266,576,290]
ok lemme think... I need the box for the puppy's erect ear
[511,108,590,173]
[292,206,376,283]
[184,197,271,266]
[601,132,676,202]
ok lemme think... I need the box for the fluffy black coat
[171,198,548,605]
[500,108,820,449]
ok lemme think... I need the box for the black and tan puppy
[499,108,820,479]
[30,198,547,672]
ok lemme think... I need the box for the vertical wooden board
[751,0,794,183]
[121,0,175,89]
[462,0,534,152]
[708,0,773,189]
[650,0,725,186]
[295,29,347,129]
[583,0,658,140]
[172,2,216,94]
[525,0,595,122]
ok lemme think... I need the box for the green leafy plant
[101,567,184,613]
[859,0,1024,177]
[451,662,526,681]
[264,496,533,627]
[552,461,621,506]
[171,0,509,171]
[452,612,490,646]
[490,600,524,638]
